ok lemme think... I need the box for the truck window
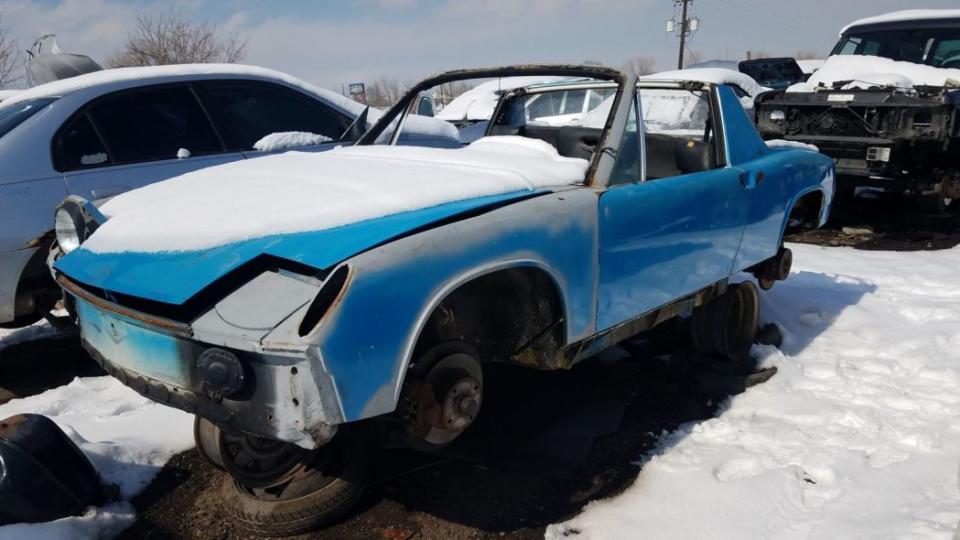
[833,28,960,67]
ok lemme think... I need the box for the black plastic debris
[0,414,104,525]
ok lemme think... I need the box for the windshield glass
[0,98,57,139]
[832,28,960,68]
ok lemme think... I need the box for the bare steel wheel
[220,429,368,537]
[401,342,483,451]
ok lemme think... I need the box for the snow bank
[788,55,960,92]
[253,131,332,152]
[436,76,571,122]
[0,377,193,540]
[547,243,960,539]
[841,9,960,36]
[84,136,588,254]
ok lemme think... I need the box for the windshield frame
[355,65,634,187]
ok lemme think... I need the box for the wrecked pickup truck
[51,65,833,535]
[755,9,960,212]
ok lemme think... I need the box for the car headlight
[769,109,786,122]
[55,203,86,254]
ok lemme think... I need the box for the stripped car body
[52,64,833,532]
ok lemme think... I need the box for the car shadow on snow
[121,274,875,540]
[759,270,877,359]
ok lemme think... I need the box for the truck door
[596,84,749,331]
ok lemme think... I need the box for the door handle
[739,171,765,189]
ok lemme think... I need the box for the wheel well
[413,267,566,370]
[3,235,58,327]
[785,190,824,233]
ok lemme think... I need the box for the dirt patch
[122,335,733,540]
[787,196,960,251]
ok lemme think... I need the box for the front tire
[221,430,368,536]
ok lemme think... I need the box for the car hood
[787,55,960,93]
[55,137,588,305]
[54,191,537,305]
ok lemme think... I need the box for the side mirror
[340,107,369,142]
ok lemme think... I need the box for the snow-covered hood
[55,137,587,304]
[787,55,960,93]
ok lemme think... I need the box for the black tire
[916,193,952,215]
[691,282,759,362]
[221,431,368,537]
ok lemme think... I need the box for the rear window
[0,98,56,139]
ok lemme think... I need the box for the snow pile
[788,55,960,92]
[0,90,19,102]
[841,9,960,35]
[436,76,571,122]
[253,131,332,152]
[0,377,193,540]
[83,136,588,254]
[547,243,960,539]
[642,68,769,98]
[796,59,825,75]
[766,139,820,152]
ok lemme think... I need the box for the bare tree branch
[108,9,247,67]
[364,77,410,108]
[624,56,656,76]
[0,16,21,88]
[794,50,820,60]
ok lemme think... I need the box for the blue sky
[3,1,957,89]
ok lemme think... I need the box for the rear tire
[691,282,760,364]
[221,431,368,536]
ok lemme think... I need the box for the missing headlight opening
[298,265,350,337]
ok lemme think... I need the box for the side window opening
[639,87,721,180]
[54,113,111,172]
[201,81,351,151]
[610,94,641,186]
[87,85,222,165]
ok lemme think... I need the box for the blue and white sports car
[52,65,834,535]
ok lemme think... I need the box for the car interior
[488,87,720,182]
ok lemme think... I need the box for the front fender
[308,187,600,422]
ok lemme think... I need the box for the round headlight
[55,205,84,254]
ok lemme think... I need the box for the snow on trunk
[547,243,960,539]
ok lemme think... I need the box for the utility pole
[677,0,689,69]
[666,0,700,69]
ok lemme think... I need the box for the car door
[56,83,244,202]
[195,80,353,157]
[719,84,798,270]
[595,85,749,331]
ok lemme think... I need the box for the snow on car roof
[641,68,770,97]
[436,76,572,122]
[1,63,366,117]
[0,89,20,101]
[787,54,960,92]
[84,136,588,254]
[840,9,960,35]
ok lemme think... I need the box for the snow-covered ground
[0,324,193,540]
[548,243,960,539]
[3,243,960,539]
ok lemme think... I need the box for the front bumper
[70,285,341,449]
